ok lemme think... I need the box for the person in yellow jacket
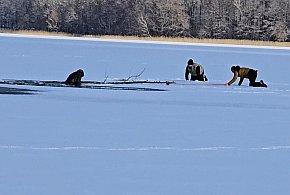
[225,65,267,87]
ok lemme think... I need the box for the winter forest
[0,0,290,42]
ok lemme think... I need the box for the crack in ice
[2,145,290,152]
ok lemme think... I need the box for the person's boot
[260,80,267,87]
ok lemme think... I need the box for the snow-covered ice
[1,33,290,195]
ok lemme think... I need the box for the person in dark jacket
[65,69,84,87]
[185,59,208,81]
[226,65,267,87]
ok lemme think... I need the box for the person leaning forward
[64,69,85,87]
[185,59,208,81]
[225,65,267,87]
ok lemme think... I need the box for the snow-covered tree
[0,0,289,41]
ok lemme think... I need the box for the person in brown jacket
[226,65,267,87]
[65,69,85,87]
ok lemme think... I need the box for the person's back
[65,69,85,87]
[185,59,207,81]
[227,66,249,85]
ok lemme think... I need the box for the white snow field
[1,33,290,195]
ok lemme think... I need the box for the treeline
[0,0,290,42]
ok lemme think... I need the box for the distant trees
[0,0,289,41]
[133,0,189,37]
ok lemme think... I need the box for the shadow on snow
[0,86,39,95]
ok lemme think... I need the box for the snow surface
[1,33,290,195]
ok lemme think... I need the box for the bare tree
[1,0,290,42]
[134,0,189,37]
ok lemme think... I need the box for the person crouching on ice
[65,69,85,87]
[225,65,267,87]
[185,59,208,81]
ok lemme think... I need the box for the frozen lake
[1,33,290,195]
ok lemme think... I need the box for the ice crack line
[1,145,290,152]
